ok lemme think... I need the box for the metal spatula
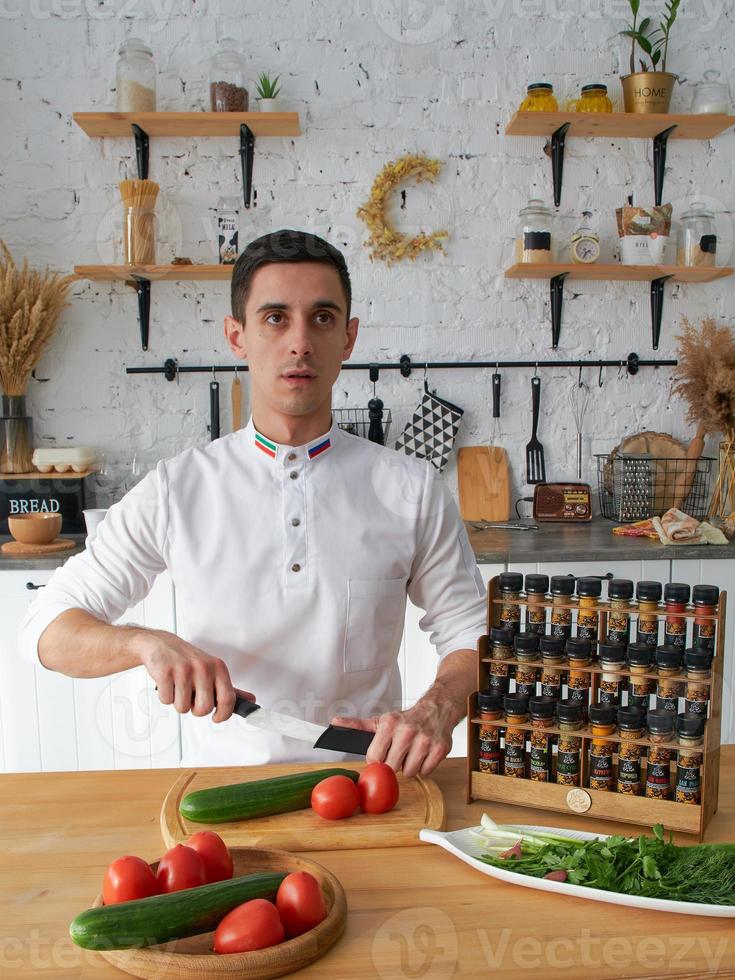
[526,375,546,484]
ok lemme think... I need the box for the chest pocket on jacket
[343,577,408,673]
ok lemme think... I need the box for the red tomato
[276,871,328,938]
[102,855,160,905]
[357,762,400,814]
[213,898,285,954]
[156,844,207,893]
[311,774,359,820]
[186,831,234,884]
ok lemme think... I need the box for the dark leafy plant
[621,0,681,73]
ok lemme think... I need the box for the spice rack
[465,575,725,839]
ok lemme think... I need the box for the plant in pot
[621,0,681,113]
[255,72,282,112]
[0,242,74,473]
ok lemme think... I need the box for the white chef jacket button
[291,563,301,572]
[287,452,296,461]
[291,518,301,527]
[289,471,298,480]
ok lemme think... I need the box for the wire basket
[596,453,714,522]
[332,408,392,444]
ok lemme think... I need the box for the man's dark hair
[231,229,352,323]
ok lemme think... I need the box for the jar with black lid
[498,572,524,634]
[478,691,504,774]
[684,648,713,716]
[607,579,634,645]
[646,708,675,800]
[513,632,540,699]
[598,641,626,705]
[539,635,565,701]
[557,699,583,786]
[636,580,662,647]
[524,573,549,636]
[655,645,683,713]
[676,712,705,804]
[626,642,655,710]
[692,584,719,651]
[565,637,592,720]
[589,703,617,791]
[550,575,574,643]
[503,694,529,778]
[488,627,515,696]
[529,696,556,782]
[576,577,601,647]
[664,582,690,648]
[617,705,646,795]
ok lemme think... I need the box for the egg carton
[32,447,98,474]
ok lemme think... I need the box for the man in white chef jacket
[20,230,486,775]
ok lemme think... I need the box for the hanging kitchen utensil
[394,375,464,473]
[231,367,243,432]
[366,364,385,445]
[569,372,590,481]
[209,371,220,442]
[525,374,546,484]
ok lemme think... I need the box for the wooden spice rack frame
[466,576,725,839]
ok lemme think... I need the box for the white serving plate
[420,824,735,918]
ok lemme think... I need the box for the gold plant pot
[621,72,678,113]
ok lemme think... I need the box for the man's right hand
[136,629,247,723]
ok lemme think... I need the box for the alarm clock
[571,233,601,264]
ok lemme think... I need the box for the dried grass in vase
[0,241,75,397]
[672,315,735,516]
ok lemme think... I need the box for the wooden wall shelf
[73,111,301,138]
[505,263,734,284]
[74,264,232,282]
[505,110,735,140]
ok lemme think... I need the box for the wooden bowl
[8,512,62,544]
[91,847,347,979]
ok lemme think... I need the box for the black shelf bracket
[131,275,151,351]
[131,123,149,180]
[550,122,570,208]
[239,123,255,208]
[653,125,677,206]
[650,275,673,351]
[549,271,569,349]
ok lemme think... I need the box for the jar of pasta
[519,83,558,112]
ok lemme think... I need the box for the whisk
[569,378,590,481]
[119,179,159,265]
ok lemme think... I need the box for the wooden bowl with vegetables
[70,844,346,979]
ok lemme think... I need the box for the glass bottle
[607,579,633,645]
[478,691,504,774]
[574,83,613,113]
[664,583,690,649]
[635,580,662,647]
[513,632,540,700]
[655,645,683,713]
[692,584,719,651]
[503,694,529,779]
[488,627,515,697]
[598,641,626,706]
[616,705,645,796]
[589,703,617,792]
[556,699,583,787]
[515,199,553,265]
[210,39,249,112]
[684,648,713,716]
[528,696,556,782]
[678,202,717,268]
[691,70,731,114]
[675,712,705,804]
[646,708,675,800]
[565,637,592,722]
[524,573,549,636]
[498,572,523,634]
[576,577,601,647]
[539,636,565,702]
[550,575,574,644]
[626,642,654,710]
[116,38,156,112]
[519,82,558,112]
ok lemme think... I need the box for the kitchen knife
[233,693,374,755]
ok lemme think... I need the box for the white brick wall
[1,0,734,506]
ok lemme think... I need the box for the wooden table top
[2,751,734,979]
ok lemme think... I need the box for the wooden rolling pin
[672,424,706,511]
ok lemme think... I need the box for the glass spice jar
[684,648,713,717]
[692,584,719,651]
[519,82,559,112]
[210,38,249,112]
[576,577,601,648]
[478,691,504,774]
[550,575,574,645]
[513,632,540,699]
[598,641,626,705]
[498,572,523,634]
[616,705,646,796]
[607,579,634,645]
[488,627,515,697]
[565,637,592,721]
[655,645,683,714]
[676,712,705,804]
[589,703,617,792]
[635,580,662,647]
[503,694,529,779]
[116,38,156,112]
[529,696,556,782]
[515,199,553,264]
[677,202,717,269]
[574,83,613,113]
[524,573,549,636]
[645,708,675,800]
[626,642,655,710]
[556,699,583,787]
[664,583,690,649]
[539,635,565,702]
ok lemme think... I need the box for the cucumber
[70,872,285,950]
[180,768,360,824]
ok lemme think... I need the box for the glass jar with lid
[575,84,612,113]
[515,199,553,264]
[677,202,716,268]
[210,39,249,112]
[520,83,558,112]
[691,70,730,114]
[116,38,156,112]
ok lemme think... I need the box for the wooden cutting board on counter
[458,446,511,521]
[161,761,445,851]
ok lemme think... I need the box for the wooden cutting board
[1,537,76,556]
[458,446,511,521]
[161,762,445,852]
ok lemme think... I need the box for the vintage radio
[533,482,592,521]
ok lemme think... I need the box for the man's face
[224,261,358,420]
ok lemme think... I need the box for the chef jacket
[20,418,487,767]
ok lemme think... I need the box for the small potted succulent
[255,72,282,112]
[620,0,680,113]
